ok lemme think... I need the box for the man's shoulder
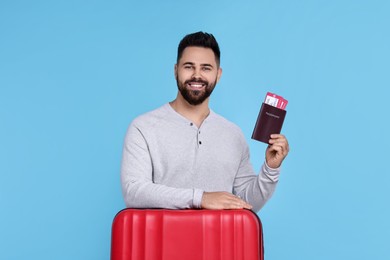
[209,111,244,136]
[131,103,170,127]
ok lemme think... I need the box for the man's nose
[192,67,202,79]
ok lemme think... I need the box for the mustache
[184,78,209,85]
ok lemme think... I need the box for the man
[121,32,289,212]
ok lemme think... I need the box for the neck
[170,95,210,127]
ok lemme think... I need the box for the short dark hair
[177,31,221,66]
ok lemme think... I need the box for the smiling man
[120,32,289,212]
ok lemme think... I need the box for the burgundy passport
[252,102,287,144]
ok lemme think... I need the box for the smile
[187,82,206,89]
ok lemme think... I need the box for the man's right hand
[201,191,253,210]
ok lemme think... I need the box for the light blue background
[1,0,389,259]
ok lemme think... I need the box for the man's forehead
[179,47,218,65]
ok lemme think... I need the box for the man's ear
[216,67,223,83]
[174,64,178,78]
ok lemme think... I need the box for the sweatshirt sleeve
[232,138,280,212]
[120,123,203,209]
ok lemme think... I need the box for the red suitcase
[111,209,264,260]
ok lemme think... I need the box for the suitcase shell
[111,209,264,260]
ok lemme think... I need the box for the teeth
[189,83,204,88]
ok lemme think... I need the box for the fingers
[226,194,252,210]
[268,142,288,156]
[266,134,290,168]
[201,192,253,210]
[268,134,289,154]
[269,134,288,145]
[219,193,252,210]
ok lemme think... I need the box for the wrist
[265,158,280,169]
[264,160,280,172]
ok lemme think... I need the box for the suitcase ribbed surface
[111,209,263,260]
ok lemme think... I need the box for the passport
[252,93,287,144]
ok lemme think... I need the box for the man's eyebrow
[182,62,195,66]
[181,62,214,68]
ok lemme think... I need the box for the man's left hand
[266,134,289,168]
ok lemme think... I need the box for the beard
[176,76,217,106]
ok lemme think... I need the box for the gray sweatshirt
[121,103,280,212]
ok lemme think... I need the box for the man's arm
[199,134,289,211]
[121,123,203,209]
[232,134,289,212]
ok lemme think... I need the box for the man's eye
[184,66,193,69]
[202,67,211,71]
